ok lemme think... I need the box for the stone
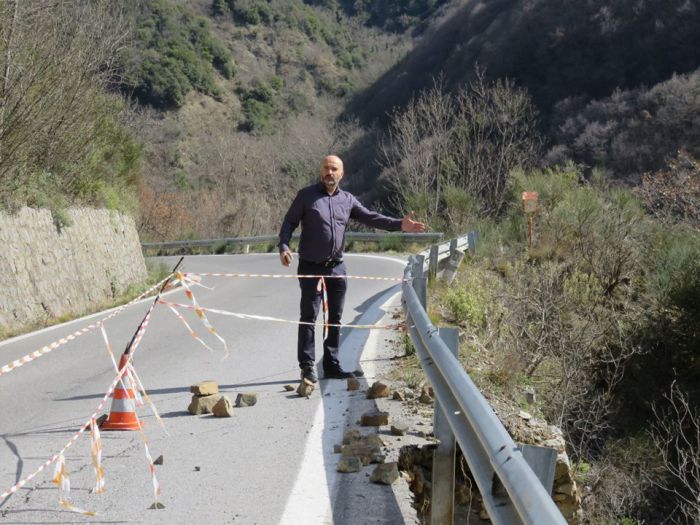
[370,453,386,464]
[361,411,389,427]
[187,394,221,415]
[524,387,536,404]
[235,392,258,407]
[190,381,219,396]
[212,395,233,417]
[337,456,362,473]
[369,462,399,485]
[391,422,409,436]
[518,410,533,420]
[418,384,434,404]
[366,381,391,399]
[297,382,314,397]
[342,444,381,465]
[284,385,295,392]
[153,455,163,466]
[342,428,363,444]
[555,483,576,497]
[362,433,386,448]
[149,502,166,510]
[392,390,405,401]
[347,377,360,391]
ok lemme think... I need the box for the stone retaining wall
[0,207,147,333]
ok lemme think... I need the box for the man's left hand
[401,211,427,233]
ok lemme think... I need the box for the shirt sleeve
[349,196,402,231]
[278,190,305,253]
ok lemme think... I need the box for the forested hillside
[1,3,698,521]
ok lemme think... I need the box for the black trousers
[297,259,347,370]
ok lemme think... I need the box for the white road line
[278,288,401,525]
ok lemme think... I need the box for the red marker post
[521,192,539,251]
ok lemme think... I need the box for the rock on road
[0,253,412,524]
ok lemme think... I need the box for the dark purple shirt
[278,183,402,263]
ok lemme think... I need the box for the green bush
[443,285,484,327]
[121,1,233,108]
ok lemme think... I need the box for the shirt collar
[316,182,340,196]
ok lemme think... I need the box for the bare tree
[381,79,454,223]
[650,382,700,524]
[452,69,541,215]
[0,0,129,207]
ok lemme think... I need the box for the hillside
[344,0,700,180]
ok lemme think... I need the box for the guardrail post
[467,231,480,254]
[411,255,427,308]
[449,238,458,258]
[432,327,459,525]
[429,244,439,282]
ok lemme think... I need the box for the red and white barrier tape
[183,271,408,282]
[0,274,174,378]
[0,298,159,507]
[158,300,403,331]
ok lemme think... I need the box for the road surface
[0,253,412,524]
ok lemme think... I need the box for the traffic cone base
[101,355,143,431]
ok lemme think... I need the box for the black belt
[301,259,343,268]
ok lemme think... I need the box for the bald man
[278,155,426,384]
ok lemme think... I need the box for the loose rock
[235,392,258,407]
[297,382,314,397]
[187,394,221,415]
[190,381,219,396]
[366,381,391,399]
[392,390,405,401]
[418,384,434,404]
[361,411,389,427]
[342,428,363,444]
[337,456,362,473]
[212,395,233,417]
[347,377,360,391]
[391,422,409,436]
[370,462,399,484]
[284,385,295,392]
[153,455,164,466]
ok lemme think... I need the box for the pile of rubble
[187,381,257,417]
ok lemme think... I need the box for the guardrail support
[411,255,427,308]
[432,327,459,525]
[428,244,439,282]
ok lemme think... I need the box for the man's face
[320,156,344,192]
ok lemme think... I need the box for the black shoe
[323,367,355,379]
[301,366,318,384]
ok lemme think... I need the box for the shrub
[120,1,233,108]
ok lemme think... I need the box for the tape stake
[89,418,105,494]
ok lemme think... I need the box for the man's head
[319,155,344,194]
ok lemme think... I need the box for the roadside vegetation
[383,73,699,523]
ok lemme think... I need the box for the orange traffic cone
[101,354,142,431]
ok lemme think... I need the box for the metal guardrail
[141,232,444,253]
[404,233,567,525]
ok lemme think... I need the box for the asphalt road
[0,253,409,524]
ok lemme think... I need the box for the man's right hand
[280,250,294,267]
